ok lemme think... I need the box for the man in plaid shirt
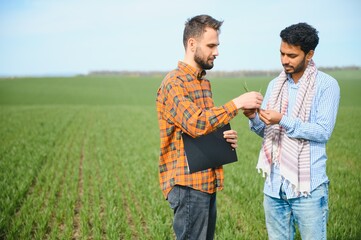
[156,14,263,239]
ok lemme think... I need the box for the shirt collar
[287,74,302,86]
[178,61,206,81]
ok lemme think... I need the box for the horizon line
[1,65,360,78]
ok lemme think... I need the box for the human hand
[242,109,257,119]
[223,129,238,149]
[259,109,283,125]
[232,91,263,110]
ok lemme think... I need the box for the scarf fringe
[257,165,311,197]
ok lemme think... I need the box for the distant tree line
[87,66,361,78]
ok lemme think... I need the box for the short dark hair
[183,15,223,49]
[280,23,319,54]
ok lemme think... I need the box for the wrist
[248,113,256,119]
[232,98,244,109]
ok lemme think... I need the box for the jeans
[167,185,217,240]
[264,183,329,240]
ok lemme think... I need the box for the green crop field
[0,70,360,239]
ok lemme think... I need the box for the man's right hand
[242,109,257,119]
[232,91,263,110]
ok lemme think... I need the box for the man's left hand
[259,109,283,125]
[223,129,238,149]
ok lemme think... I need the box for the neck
[291,72,303,83]
[184,53,202,72]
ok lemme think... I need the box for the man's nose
[281,55,289,65]
[213,47,219,57]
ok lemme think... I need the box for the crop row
[0,106,174,239]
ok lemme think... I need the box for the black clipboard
[182,123,238,173]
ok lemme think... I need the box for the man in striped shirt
[244,23,340,239]
[156,15,263,239]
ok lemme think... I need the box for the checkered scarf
[257,59,317,195]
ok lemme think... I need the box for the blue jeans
[264,183,329,240]
[167,185,217,240]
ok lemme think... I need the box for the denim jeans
[167,185,217,240]
[264,183,329,240]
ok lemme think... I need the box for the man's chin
[207,62,215,69]
[284,68,294,74]
[202,64,214,70]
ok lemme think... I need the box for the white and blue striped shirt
[250,70,340,199]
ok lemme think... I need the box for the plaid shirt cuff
[223,100,238,118]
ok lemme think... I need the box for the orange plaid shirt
[156,61,238,199]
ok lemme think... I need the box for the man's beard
[283,56,307,74]
[194,48,214,70]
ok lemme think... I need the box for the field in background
[0,70,360,239]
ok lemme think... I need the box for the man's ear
[188,38,197,52]
[306,50,314,62]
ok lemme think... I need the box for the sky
[0,0,360,76]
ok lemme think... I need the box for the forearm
[169,100,238,137]
[280,115,336,143]
[280,82,340,143]
[249,113,265,137]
